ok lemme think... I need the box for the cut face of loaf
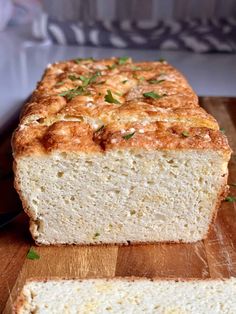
[12,57,231,245]
[16,149,228,244]
[15,278,236,314]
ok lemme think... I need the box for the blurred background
[0,0,236,132]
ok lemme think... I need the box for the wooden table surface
[1,97,236,313]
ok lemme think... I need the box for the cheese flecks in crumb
[12,57,231,245]
[16,150,228,245]
[15,278,236,314]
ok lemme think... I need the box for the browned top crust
[12,57,231,157]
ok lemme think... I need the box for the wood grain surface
[0,97,236,313]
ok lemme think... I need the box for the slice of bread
[14,277,236,313]
[12,57,231,245]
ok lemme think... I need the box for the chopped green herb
[229,183,236,187]
[132,66,142,71]
[149,79,165,84]
[27,248,40,260]
[122,80,128,84]
[79,75,87,81]
[107,64,116,70]
[75,58,83,63]
[225,196,236,202]
[182,131,190,137]
[55,81,64,86]
[220,128,225,133]
[139,77,145,81]
[75,57,94,64]
[143,91,165,99]
[68,75,79,81]
[59,86,85,100]
[78,72,101,87]
[118,56,129,65]
[79,75,90,86]
[123,132,135,140]
[130,210,136,215]
[89,71,101,83]
[158,58,166,63]
[95,125,105,133]
[104,90,120,104]
[94,232,100,238]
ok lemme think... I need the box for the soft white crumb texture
[17,278,236,314]
[16,149,228,244]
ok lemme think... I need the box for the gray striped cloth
[32,0,236,52]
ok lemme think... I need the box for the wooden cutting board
[1,97,236,313]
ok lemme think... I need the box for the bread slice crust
[13,277,236,314]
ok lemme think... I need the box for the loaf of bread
[12,57,231,245]
[14,277,236,313]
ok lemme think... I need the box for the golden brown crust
[12,57,231,158]
[12,120,231,158]
[97,122,230,153]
